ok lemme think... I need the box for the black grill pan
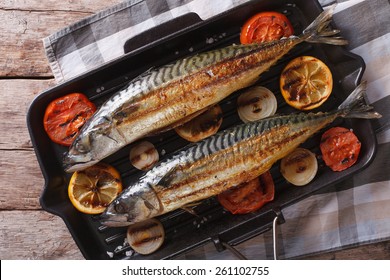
[27,0,376,259]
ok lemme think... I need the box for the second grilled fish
[64,6,347,172]
[100,82,381,227]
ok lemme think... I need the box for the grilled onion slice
[175,104,223,142]
[280,148,318,186]
[237,86,277,123]
[129,141,159,171]
[127,218,165,255]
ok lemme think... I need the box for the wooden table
[1,0,389,260]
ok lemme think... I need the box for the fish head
[63,114,123,172]
[99,182,162,227]
[63,132,96,172]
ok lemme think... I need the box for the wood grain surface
[1,0,389,260]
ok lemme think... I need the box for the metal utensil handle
[212,208,285,260]
[273,215,279,260]
[222,241,248,260]
[272,208,285,260]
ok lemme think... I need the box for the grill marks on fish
[153,112,333,210]
[110,44,262,106]
[65,37,305,174]
[98,8,372,226]
[110,39,298,134]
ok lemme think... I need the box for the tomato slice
[320,127,361,172]
[217,171,275,214]
[43,93,96,146]
[240,11,294,44]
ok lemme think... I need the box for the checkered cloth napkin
[43,0,390,259]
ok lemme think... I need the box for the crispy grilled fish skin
[100,82,381,227]
[63,6,347,173]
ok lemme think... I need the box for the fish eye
[114,201,127,213]
[73,135,92,153]
[75,141,88,153]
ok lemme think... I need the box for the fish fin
[181,202,201,217]
[130,66,155,82]
[146,106,211,137]
[157,164,184,187]
[93,120,121,143]
[90,117,114,137]
[301,5,348,45]
[338,81,382,119]
[141,197,157,211]
[112,102,140,121]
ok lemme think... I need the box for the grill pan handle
[211,208,286,260]
[124,13,203,54]
[272,208,285,260]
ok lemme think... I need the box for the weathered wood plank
[1,0,389,261]
[0,0,122,77]
[0,79,54,209]
[0,210,84,259]
[0,79,55,150]
[0,150,44,209]
[1,0,121,12]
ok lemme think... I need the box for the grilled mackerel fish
[100,82,381,227]
[64,7,347,172]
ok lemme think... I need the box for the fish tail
[301,5,348,45]
[338,81,382,119]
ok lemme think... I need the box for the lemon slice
[68,163,122,214]
[280,56,333,110]
[175,104,223,142]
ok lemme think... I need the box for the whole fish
[100,82,381,227]
[64,6,347,172]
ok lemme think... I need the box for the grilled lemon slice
[68,163,122,214]
[175,104,223,142]
[280,56,333,110]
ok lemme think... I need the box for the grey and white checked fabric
[43,0,254,82]
[43,0,390,259]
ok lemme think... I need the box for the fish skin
[63,7,346,173]
[64,40,299,173]
[100,112,334,226]
[99,82,381,227]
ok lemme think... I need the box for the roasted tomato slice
[320,127,361,172]
[217,171,275,214]
[43,93,96,146]
[240,11,294,44]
